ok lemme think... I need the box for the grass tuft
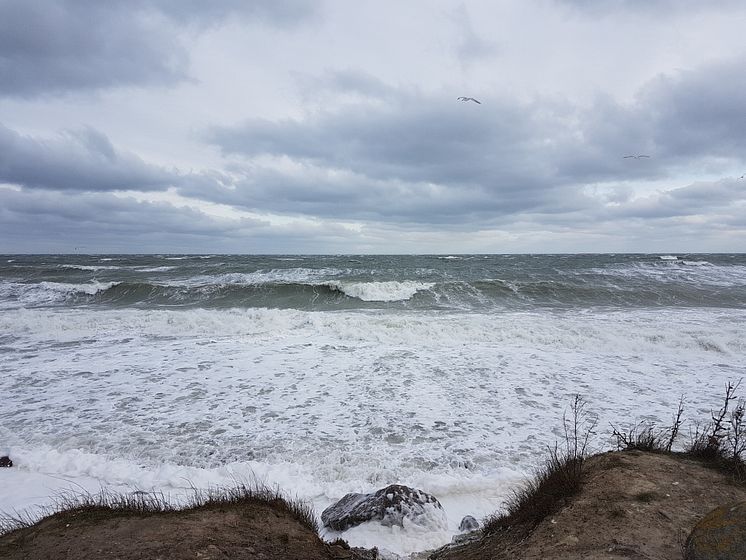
[0,480,318,538]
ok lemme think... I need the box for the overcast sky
[1,0,745,253]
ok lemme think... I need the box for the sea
[1,254,745,556]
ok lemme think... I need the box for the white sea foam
[589,262,746,287]
[189,268,346,287]
[2,305,745,554]
[326,281,435,302]
[659,255,678,260]
[0,281,118,308]
[60,264,122,271]
[136,266,177,272]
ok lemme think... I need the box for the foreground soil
[2,450,745,559]
[0,498,365,560]
[434,450,746,560]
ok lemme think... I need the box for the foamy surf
[1,253,745,555]
[326,280,435,302]
[0,444,519,557]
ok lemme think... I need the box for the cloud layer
[1,0,744,252]
[0,0,316,96]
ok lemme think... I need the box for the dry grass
[0,481,317,538]
[483,395,595,535]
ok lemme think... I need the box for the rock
[685,501,746,560]
[0,456,12,468]
[322,484,446,531]
[458,515,480,532]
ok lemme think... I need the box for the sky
[1,0,745,254]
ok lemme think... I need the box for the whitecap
[0,281,118,307]
[61,264,121,271]
[326,281,435,302]
[137,266,177,272]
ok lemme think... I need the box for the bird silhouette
[457,96,481,104]
[623,155,651,159]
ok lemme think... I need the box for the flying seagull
[623,154,651,159]
[738,174,745,180]
[458,96,481,104]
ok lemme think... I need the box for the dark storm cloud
[0,122,175,191]
[0,188,257,254]
[0,187,363,254]
[0,0,317,96]
[198,96,564,222]
[0,188,230,235]
[640,60,746,161]
[200,55,746,224]
[607,179,746,220]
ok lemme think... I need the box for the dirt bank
[434,450,746,560]
[1,450,744,559]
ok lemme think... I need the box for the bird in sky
[457,96,481,104]
[623,155,651,159]
[738,174,745,179]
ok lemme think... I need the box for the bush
[483,395,596,534]
[611,397,684,453]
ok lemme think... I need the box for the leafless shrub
[483,395,595,535]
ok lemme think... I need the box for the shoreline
[3,449,745,559]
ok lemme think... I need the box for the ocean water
[1,254,745,555]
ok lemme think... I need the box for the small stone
[458,515,480,532]
[685,501,746,560]
[0,456,12,468]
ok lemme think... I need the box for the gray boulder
[685,501,746,560]
[322,484,445,531]
[458,515,480,532]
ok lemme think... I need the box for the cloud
[552,0,744,16]
[147,0,317,27]
[450,4,499,68]
[0,0,318,96]
[194,54,746,229]
[0,187,376,254]
[0,122,176,192]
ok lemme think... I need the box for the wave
[60,264,122,271]
[586,261,746,288]
[0,281,119,307]
[136,266,177,272]
[194,268,346,286]
[2,269,745,310]
[325,281,435,302]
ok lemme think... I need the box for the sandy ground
[1,450,744,560]
[433,450,746,560]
